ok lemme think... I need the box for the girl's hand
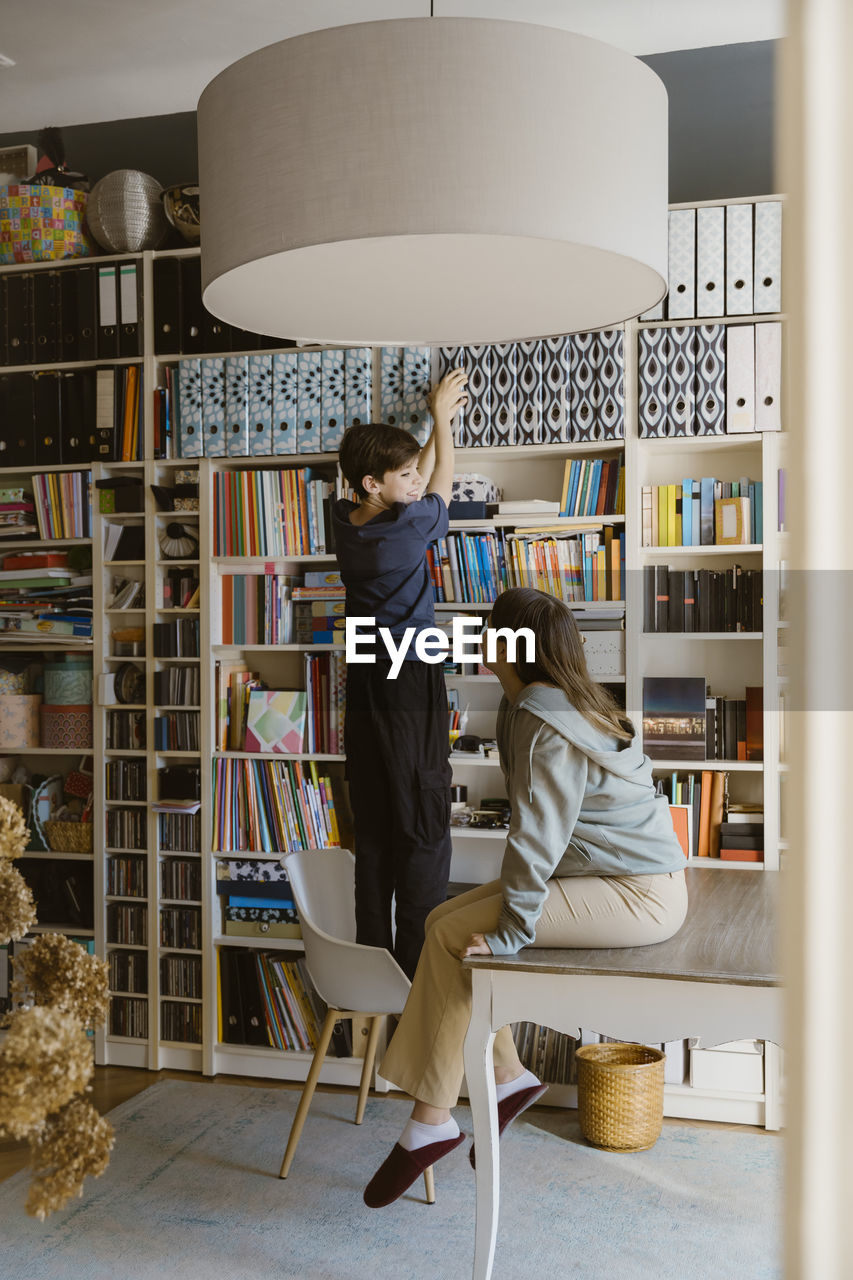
[458,932,493,959]
[429,368,468,424]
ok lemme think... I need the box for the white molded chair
[278,847,436,1203]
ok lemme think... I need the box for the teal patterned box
[225,356,250,457]
[320,349,346,452]
[248,355,273,456]
[201,357,227,457]
[272,352,299,455]
[297,351,322,453]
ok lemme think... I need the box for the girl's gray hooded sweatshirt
[484,684,686,956]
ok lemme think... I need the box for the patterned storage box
[40,703,93,749]
[44,661,93,705]
[0,694,42,747]
[0,668,27,695]
[0,184,95,264]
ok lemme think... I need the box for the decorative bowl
[162,183,200,243]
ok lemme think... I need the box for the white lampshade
[198,17,668,346]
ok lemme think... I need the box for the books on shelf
[643,565,763,632]
[641,478,762,547]
[213,466,335,556]
[427,526,625,605]
[643,678,764,763]
[655,771,762,862]
[212,757,340,853]
[557,456,625,518]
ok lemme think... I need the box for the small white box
[690,1040,764,1093]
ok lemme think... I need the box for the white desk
[462,867,782,1280]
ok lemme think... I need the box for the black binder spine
[32,269,59,364]
[5,271,34,365]
[76,265,98,361]
[153,257,182,355]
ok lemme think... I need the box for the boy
[332,368,468,979]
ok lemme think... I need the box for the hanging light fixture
[198,17,668,346]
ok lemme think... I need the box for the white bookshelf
[0,194,785,1124]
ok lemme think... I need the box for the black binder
[118,260,143,357]
[153,257,182,355]
[96,263,119,357]
[179,256,204,353]
[32,269,59,364]
[33,370,63,464]
[3,372,36,465]
[76,265,99,362]
[94,365,117,460]
[5,272,34,365]
[235,950,269,1045]
[60,369,96,463]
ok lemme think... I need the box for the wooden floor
[0,1064,773,1185]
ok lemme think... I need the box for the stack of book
[216,859,300,938]
[719,808,765,862]
[0,550,93,641]
[0,485,37,539]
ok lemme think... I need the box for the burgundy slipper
[469,1082,549,1168]
[364,1132,466,1208]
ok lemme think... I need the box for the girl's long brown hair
[490,587,634,743]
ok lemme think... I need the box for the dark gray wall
[641,41,776,201]
[0,41,775,202]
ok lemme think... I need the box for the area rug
[0,1080,782,1280]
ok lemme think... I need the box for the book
[244,690,308,754]
[643,677,707,760]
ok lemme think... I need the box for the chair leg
[355,1015,383,1125]
[423,1164,436,1204]
[279,1007,339,1178]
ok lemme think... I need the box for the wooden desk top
[465,867,780,987]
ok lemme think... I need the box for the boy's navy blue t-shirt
[332,494,449,658]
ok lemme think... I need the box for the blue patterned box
[224,356,250,457]
[177,359,203,458]
[344,347,372,429]
[667,329,695,438]
[516,340,543,445]
[297,350,322,453]
[490,343,517,446]
[437,346,467,445]
[693,326,726,435]
[463,345,493,447]
[320,349,346,452]
[637,329,666,439]
[248,355,273,456]
[401,347,432,445]
[379,347,404,428]
[272,352,299,455]
[568,334,595,442]
[541,336,568,444]
[201,357,227,457]
[596,330,625,440]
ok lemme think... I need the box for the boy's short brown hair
[338,422,420,499]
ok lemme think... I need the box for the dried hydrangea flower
[26,1097,114,1219]
[0,861,36,945]
[0,1007,93,1140]
[0,795,28,861]
[12,933,110,1030]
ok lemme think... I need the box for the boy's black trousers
[344,658,452,981]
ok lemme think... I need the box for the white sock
[495,1067,541,1103]
[399,1116,460,1152]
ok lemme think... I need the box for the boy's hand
[429,368,468,424]
[458,932,492,959]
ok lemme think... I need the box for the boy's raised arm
[423,368,468,504]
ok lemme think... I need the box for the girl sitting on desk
[365,586,687,1208]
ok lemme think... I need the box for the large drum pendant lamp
[198,17,668,346]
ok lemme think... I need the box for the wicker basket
[43,820,93,854]
[575,1043,665,1152]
